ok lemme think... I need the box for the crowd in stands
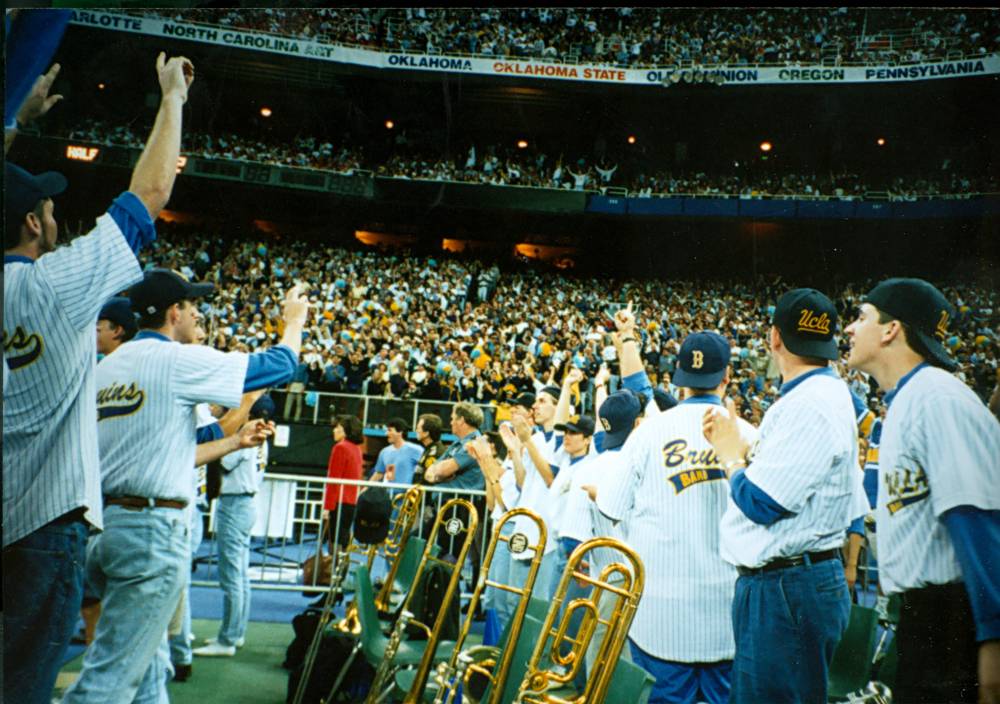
[137,8,1000,67]
[135,228,1000,425]
[59,119,999,199]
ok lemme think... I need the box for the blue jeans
[62,505,190,704]
[169,507,204,667]
[215,495,256,646]
[730,557,850,704]
[3,514,88,704]
[482,520,515,626]
[628,640,731,704]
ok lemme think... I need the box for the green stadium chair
[607,658,656,704]
[828,604,879,699]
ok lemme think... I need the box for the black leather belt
[737,548,841,576]
[105,496,188,510]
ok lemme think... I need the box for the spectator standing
[323,414,365,553]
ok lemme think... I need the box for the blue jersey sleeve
[847,516,865,537]
[196,423,224,445]
[941,506,1000,642]
[731,466,793,526]
[622,370,653,404]
[244,345,297,391]
[107,192,156,254]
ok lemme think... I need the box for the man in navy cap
[97,297,138,358]
[846,278,1000,703]
[704,290,867,704]
[600,331,758,704]
[4,53,194,704]
[579,389,646,673]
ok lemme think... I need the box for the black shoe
[173,663,192,682]
[69,628,87,645]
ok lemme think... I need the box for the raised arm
[499,422,527,488]
[515,415,556,487]
[554,366,584,426]
[216,389,266,437]
[243,285,309,391]
[5,63,63,156]
[128,53,194,218]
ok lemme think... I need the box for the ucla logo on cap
[797,309,831,335]
[600,417,612,432]
[935,310,949,341]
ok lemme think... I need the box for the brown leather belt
[104,496,188,510]
[737,548,841,576]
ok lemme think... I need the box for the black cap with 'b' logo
[864,278,957,371]
[773,288,840,361]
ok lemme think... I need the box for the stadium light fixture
[759,141,773,152]
[517,140,528,149]
[877,137,886,146]
[627,135,637,145]
[98,83,106,90]
[385,119,394,129]
[260,107,273,118]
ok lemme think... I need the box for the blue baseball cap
[130,268,214,316]
[5,162,67,224]
[538,385,561,402]
[99,297,138,340]
[250,394,276,420]
[555,414,596,437]
[672,331,731,390]
[598,390,642,450]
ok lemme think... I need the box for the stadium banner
[69,11,1000,86]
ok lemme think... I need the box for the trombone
[367,497,480,704]
[339,486,424,633]
[430,508,547,704]
[515,537,645,704]
[291,486,422,704]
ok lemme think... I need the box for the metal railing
[193,474,490,598]
[270,388,503,433]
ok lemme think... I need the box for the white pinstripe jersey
[490,458,521,521]
[598,398,757,662]
[877,365,1000,594]
[97,334,247,503]
[549,452,595,542]
[511,429,561,560]
[720,370,864,569]
[3,216,142,546]
[583,450,632,577]
[221,442,269,495]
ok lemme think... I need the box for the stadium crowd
[59,119,999,199]
[133,228,1000,425]
[136,8,1000,67]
